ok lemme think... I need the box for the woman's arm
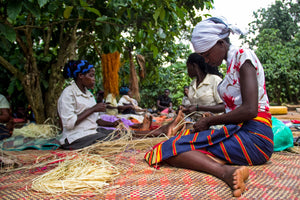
[0,108,10,123]
[96,118,120,127]
[193,61,258,132]
[157,100,166,111]
[75,103,106,126]
[183,103,225,114]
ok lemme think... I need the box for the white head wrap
[191,17,243,53]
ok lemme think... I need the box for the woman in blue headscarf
[58,60,116,150]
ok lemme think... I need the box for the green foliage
[0,0,214,120]
[138,61,192,109]
[246,0,300,104]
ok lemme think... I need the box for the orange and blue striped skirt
[145,112,273,166]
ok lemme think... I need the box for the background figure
[105,93,119,116]
[96,90,105,103]
[118,87,147,115]
[58,60,115,150]
[157,89,173,113]
[0,94,13,140]
[181,86,191,107]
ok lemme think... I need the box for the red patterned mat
[1,150,299,200]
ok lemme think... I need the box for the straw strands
[31,153,120,194]
[29,123,168,194]
[78,123,168,157]
[13,123,60,139]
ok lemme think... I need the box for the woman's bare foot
[140,113,152,130]
[166,109,185,137]
[223,166,249,197]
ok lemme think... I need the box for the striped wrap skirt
[145,112,273,166]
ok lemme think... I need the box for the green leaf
[151,45,158,58]
[7,1,22,21]
[153,7,161,26]
[79,0,89,7]
[95,16,108,25]
[85,7,101,17]
[103,23,111,36]
[63,6,73,19]
[23,2,41,19]
[159,8,165,21]
[38,0,48,8]
[0,24,16,42]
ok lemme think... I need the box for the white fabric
[118,95,138,107]
[188,74,223,106]
[191,17,243,53]
[217,45,270,113]
[181,96,191,107]
[0,94,10,125]
[0,94,10,109]
[105,93,118,115]
[57,82,99,145]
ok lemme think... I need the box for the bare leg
[133,110,185,137]
[166,109,185,137]
[130,114,152,130]
[165,151,249,197]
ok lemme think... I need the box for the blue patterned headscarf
[120,87,130,95]
[64,60,94,79]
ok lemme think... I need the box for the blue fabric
[160,120,273,166]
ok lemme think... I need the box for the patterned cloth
[145,112,273,166]
[0,135,60,151]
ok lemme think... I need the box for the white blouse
[57,82,98,144]
[217,45,270,113]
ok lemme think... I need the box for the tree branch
[0,56,24,81]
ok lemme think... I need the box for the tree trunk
[44,26,78,124]
[128,50,140,102]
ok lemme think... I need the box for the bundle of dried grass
[79,123,168,157]
[31,153,120,194]
[13,122,60,139]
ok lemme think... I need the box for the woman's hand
[92,103,106,112]
[191,117,210,133]
[182,105,196,114]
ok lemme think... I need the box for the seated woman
[145,17,273,197]
[0,94,13,140]
[144,53,225,138]
[58,60,116,150]
[117,87,146,114]
[181,53,225,121]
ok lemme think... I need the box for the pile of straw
[79,124,168,157]
[31,153,120,194]
[13,123,60,139]
[30,124,168,194]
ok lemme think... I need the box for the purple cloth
[98,114,134,130]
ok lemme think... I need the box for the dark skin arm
[75,102,106,126]
[192,61,258,132]
[117,104,135,112]
[182,103,225,114]
[96,118,121,127]
[157,100,173,112]
[157,100,167,111]
[0,108,10,123]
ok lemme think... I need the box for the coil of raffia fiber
[269,106,288,115]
